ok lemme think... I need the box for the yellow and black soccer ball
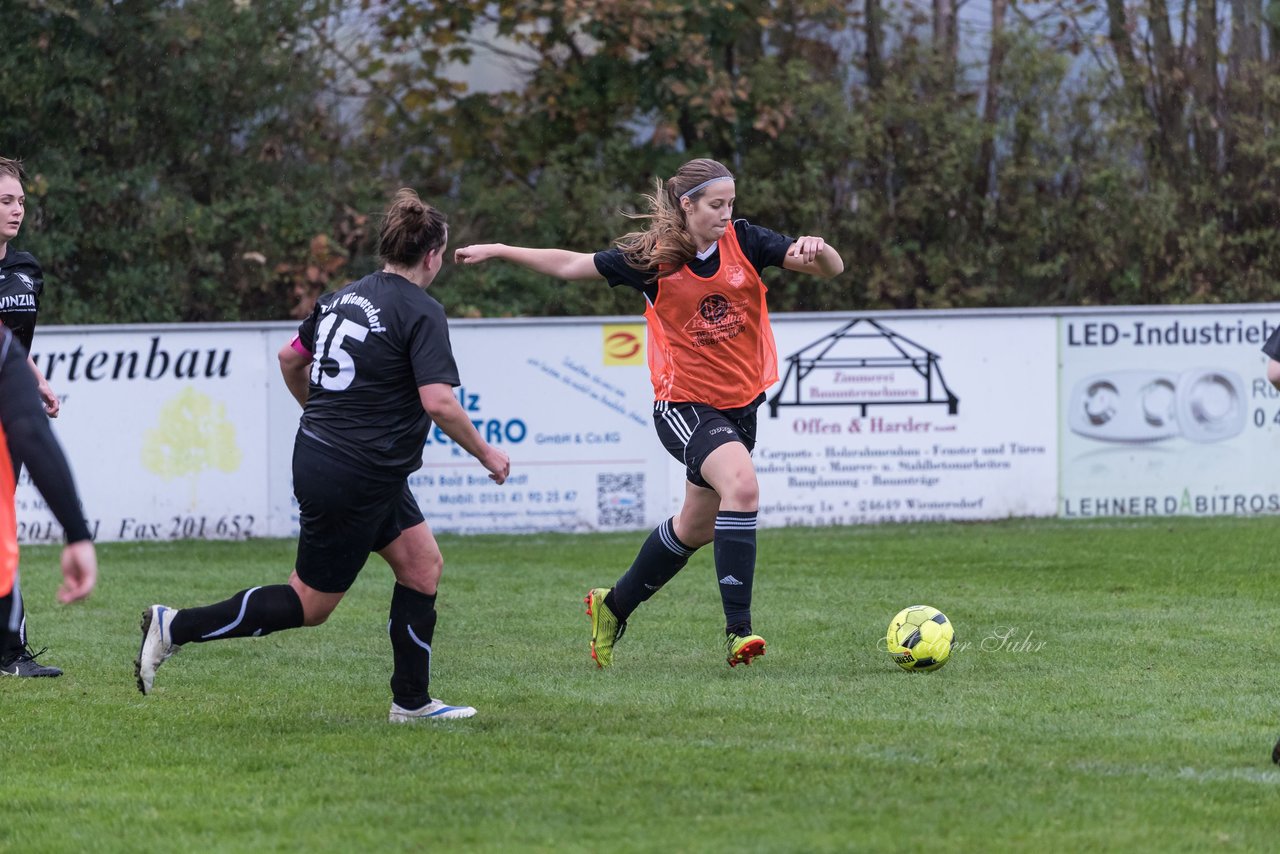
[886,605,955,672]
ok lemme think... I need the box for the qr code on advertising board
[597,473,645,528]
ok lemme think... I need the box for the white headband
[679,175,734,200]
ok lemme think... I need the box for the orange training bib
[643,225,778,409]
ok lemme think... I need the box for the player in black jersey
[135,190,510,722]
[0,327,97,658]
[0,157,67,677]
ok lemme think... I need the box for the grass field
[2,516,1279,852]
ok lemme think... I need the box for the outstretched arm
[454,244,603,281]
[782,236,844,280]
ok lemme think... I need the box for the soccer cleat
[388,699,477,723]
[584,587,626,668]
[726,633,766,667]
[1273,736,1280,766]
[0,645,63,677]
[135,605,181,695]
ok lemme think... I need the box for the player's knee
[301,604,334,627]
[677,516,715,548]
[719,474,759,510]
[392,555,443,593]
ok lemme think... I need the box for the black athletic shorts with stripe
[292,437,426,594]
[653,394,763,488]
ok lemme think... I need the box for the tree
[0,0,368,323]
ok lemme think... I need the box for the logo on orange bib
[684,293,748,347]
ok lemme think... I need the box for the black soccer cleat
[0,645,63,677]
[1272,736,1280,766]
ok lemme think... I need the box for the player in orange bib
[456,158,843,668]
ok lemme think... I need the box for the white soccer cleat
[388,698,477,723]
[135,605,180,695]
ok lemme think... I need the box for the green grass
[3,517,1279,852]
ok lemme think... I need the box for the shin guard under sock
[609,517,697,620]
[388,583,437,710]
[714,511,757,635]
[169,585,305,645]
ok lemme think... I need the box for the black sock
[169,585,304,645]
[714,511,757,635]
[609,517,697,620]
[0,587,16,661]
[388,583,437,710]
[1,585,24,657]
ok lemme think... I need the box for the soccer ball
[886,605,955,672]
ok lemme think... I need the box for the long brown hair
[377,188,448,267]
[615,158,734,275]
[0,157,24,183]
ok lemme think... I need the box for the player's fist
[454,244,504,265]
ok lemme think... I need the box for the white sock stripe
[202,586,262,639]
[407,627,432,681]
[406,625,433,654]
[659,521,695,556]
[715,517,758,530]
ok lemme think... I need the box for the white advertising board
[14,305,1280,544]
[399,320,668,535]
[18,326,274,544]
[755,314,1059,526]
[1058,308,1280,517]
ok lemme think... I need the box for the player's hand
[454,244,504,266]
[57,540,97,603]
[482,446,511,485]
[37,377,59,418]
[787,236,827,265]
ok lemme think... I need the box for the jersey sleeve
[734,220,794,275]
[0,333,91,542]
[1263,325,1280,360]
[593,249,655,292]
[408,299,461,388]
[30,254,45,301]
[295,299,324,355]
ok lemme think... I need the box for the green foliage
[0,0,371,323]
[4,517,1280,849]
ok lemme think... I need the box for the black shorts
[653,396,761,488]
[292,441,425,594]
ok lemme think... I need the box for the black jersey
[593,219,794,302]
[0,249,43,351]
[295,271,461,478]
[0,329,90,542]
[1263,325,1280,360]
